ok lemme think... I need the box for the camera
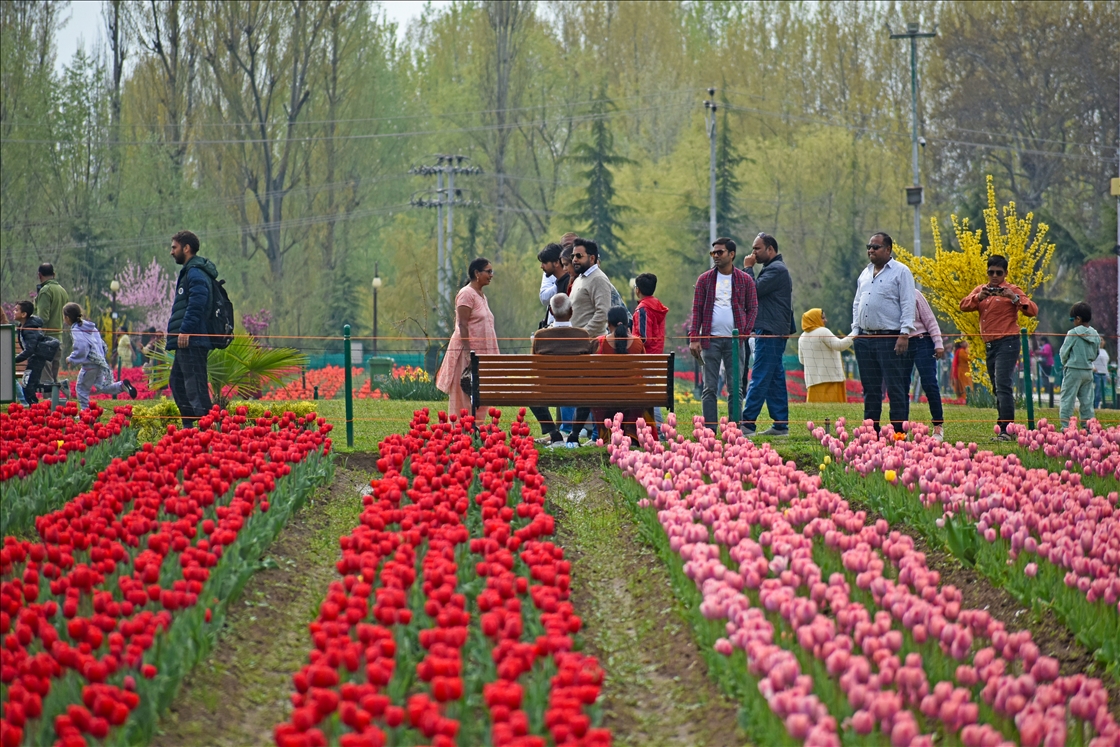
[918,136,927,148]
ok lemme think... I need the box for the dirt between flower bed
[152,462,369,747]
[780,449,1120,719]
[544,462,750,747]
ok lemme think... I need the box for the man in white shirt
[537,242,564,329]
[1092,341,1110,409]
[851,232,917,435]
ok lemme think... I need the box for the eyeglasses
[986,269,1005,276]
[571,252,587,259]
[866,244,885,251]
[709,249,727,257]
[482,269,495,274]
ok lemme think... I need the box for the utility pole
[1112,66,1119,382]
[890,22,936,262]
[704,87,717,267]
[409,156,482,326]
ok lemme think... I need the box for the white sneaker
[564,441,579,449]
[546,440,568,450]
[933,426,944,443]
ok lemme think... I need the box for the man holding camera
[960,254,1037,440]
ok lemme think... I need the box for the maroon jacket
[688,267,757,350]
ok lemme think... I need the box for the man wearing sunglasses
[960,254,1038,440]
[569,238,613,338]
[689,238,758,432]
[741,232,795,436]
[851,232,917,435]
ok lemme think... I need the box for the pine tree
[566,90,637,280]
[683,101,749,271]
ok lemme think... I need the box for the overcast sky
[54,0,450,71]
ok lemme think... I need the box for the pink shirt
[910,291,943,350]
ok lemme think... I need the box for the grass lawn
[280,397,1120,455]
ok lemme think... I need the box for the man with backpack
[166,230,220,429]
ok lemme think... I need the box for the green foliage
[371,374,443,402]
[146,334,309,410]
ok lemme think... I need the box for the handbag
[459,367,472,394]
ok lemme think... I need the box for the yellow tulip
[884,469,897,483]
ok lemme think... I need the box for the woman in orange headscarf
[797,308,853,403]
[950,339,972,398]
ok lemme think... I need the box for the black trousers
[169,346,213,429]
[985,335,1020,434]
[855,334,912,434]
[22,357,48,405]
[530,406,562,441]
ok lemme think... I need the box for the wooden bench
[470,353,675,411]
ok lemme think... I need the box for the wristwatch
[1010,294,1020,306]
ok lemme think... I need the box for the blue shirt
[851,259,916,335]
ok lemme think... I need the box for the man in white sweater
[569,238,613,338]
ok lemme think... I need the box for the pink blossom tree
[106,259,176,331]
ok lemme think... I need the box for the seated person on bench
[531,293,592,447]
[590,306,651,441]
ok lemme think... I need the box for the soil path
[544,460,749,747]
[152,463,371,747]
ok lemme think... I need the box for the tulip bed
[0,406,334,747]
[1,402,136,536]
[810,418,1120,673]
[604,413,1118,747]
[273,407,609,747]
[1006,419,1120,498]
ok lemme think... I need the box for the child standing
[950,340,972,399]
[1058,302,1100,429]
[63,302,137,408]
[633,273,669,435]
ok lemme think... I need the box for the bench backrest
[471,353,675,410]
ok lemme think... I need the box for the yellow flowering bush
[894,175,1055,389]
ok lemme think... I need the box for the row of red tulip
[605,413,1117,747]
[274,407,609,747]
[1,401,131,483]
[0,406,333,747]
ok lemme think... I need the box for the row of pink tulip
[605,413,1117,747]
[812,418,1120,611]
[1007,418,1120,482]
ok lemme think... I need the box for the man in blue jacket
[741,233,795,436]
[166,230,218,429]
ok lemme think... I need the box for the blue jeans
[1094,373,1107,409]
[741,334,789,432]
[909,335,944,426]
[854,334,912,433]
[701,337,745,432]
[558,406,575,434]
[984,335,1020,433]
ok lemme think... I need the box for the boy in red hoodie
[632,273,669,437]
[633,273,668,353]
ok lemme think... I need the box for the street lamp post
[372,263,382,358]
[110,280,120,398]
[629,277,637,308]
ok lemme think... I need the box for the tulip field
[3,395,1120,747]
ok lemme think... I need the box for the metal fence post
[344,324,354,447]
[1020,328,1034,430]
[729,329,741,423]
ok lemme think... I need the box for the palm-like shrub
[147,334,308,410]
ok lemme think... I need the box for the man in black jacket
[13,300,61,405]
[741,233,795,436]
[166,230,218,429]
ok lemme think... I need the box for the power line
[0,103,685,148]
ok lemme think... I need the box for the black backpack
[208,276,235,349]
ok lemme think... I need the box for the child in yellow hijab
[797,308,853,403]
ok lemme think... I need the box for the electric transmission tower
[409,155,482,320]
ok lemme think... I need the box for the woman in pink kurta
[436,258,499,421]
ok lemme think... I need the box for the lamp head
[110,280,121,292]
[372,276,382,290]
